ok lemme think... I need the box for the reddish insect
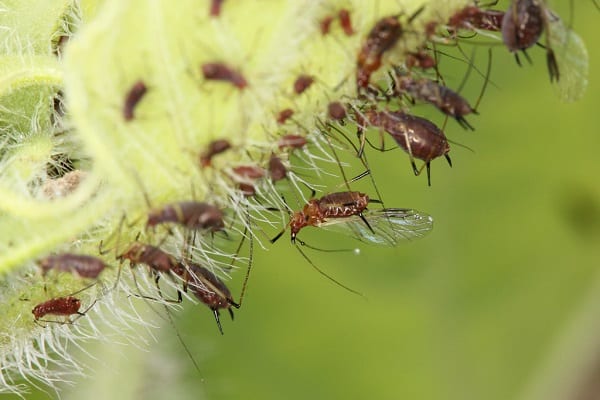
[293,74,315,95]
[357,110,451,186]
[276,108,295,124]
[210,0,224,17]
[199,139,232,168]
[32,296,82,322]
[268,155,287,182]
[271,191,434,245]
[447,5,505,32]
[202,62,248,89]
[339,9,355,36]
[392,73,477,130]
[405,50,437,69]
[356,8,423,89]
[230,165,266,197]
[123,80,148,121]
[327,102,347,121]
[186,262,240,335]
[37,254,108,279]
[278,134,307,151]
[320,15,334,35]
[147,202,225,232]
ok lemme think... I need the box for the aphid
[37,253,108,279]
[276,108,295,124]
[278,134,307,151]
[230,165,266,197]
[357,110,451,186]
[328,102,347,121]
[447,5,505,32]
[186,262,240,335]
[147,201,225,233]
[392,73,477,130]
[339,9,355,36]
[118,243,185,277]
[123,80,148,121]
[271,191,433,246]
[320,15,334,35]
[210,0,224,17]
[405,50,437,69]
[268,155,287,182]
[356,8,423,89]
[32,296,82,322]
[201,62,248,89]
[502,0,561,82]
[293,74,315,95]
[199,139,232,168]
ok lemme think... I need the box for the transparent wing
[546,10,589,102]
[318,208,433,246]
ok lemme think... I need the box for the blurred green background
[19,2,600,400]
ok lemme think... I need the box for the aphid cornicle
[201,62,248,89]
[357,110,451,186]
[186,263,239,335]
[37,254,108,279]
[123,80,148,121]
[146,201,225,232]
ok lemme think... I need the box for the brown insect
[199,139,232,168]
[356,8,423,89]
[392,73,477,130]
[293,74,315,95]
[32,284,97,326]
[357,110,451,186]
[202,62,248,89]
[268,155,287,183]
[230,165,266,197]
[405,50,437,69]
[123,80,148,121]
[339,9,355,36]
[501,0,559,81]
[327,102,347,121]
[276,108,295,124]
[147,202,225,233]
[118,243,185,277]
[278,134,307,151]
[447,5,505,32]
[210,0,225,17]
[187,262,240,335]
[37,254,108,279]
[320,15,334,35]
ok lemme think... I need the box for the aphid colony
[32,1,586,336]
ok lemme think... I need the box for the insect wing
[319,208,433,246]
[546,11,589,102]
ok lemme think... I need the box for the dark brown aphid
[123,80,148,121]
[447,5,505,32]
[37,254,108,279]
[199,139,232,168]
[187,263,239,335]
[357,16,403,89]
[320,15,334,35]
[405,50,437,69]
[202,62,248,89]
[276,108,295,124]
[278,134,307,151]
[118,243,185,277]
[210,0,224,17]
[32,296,82,321]
[268,155,287,182]
[271,191,371,244]
[502,0,559,81]
[231,165,266,197]
[293,74,315,95]
[393,74,477,130]
[328,101,347,121]
[357,110,451,186]
[147,202,225,232]
[339,9,355,36]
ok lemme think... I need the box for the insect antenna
[294,241,364,298]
